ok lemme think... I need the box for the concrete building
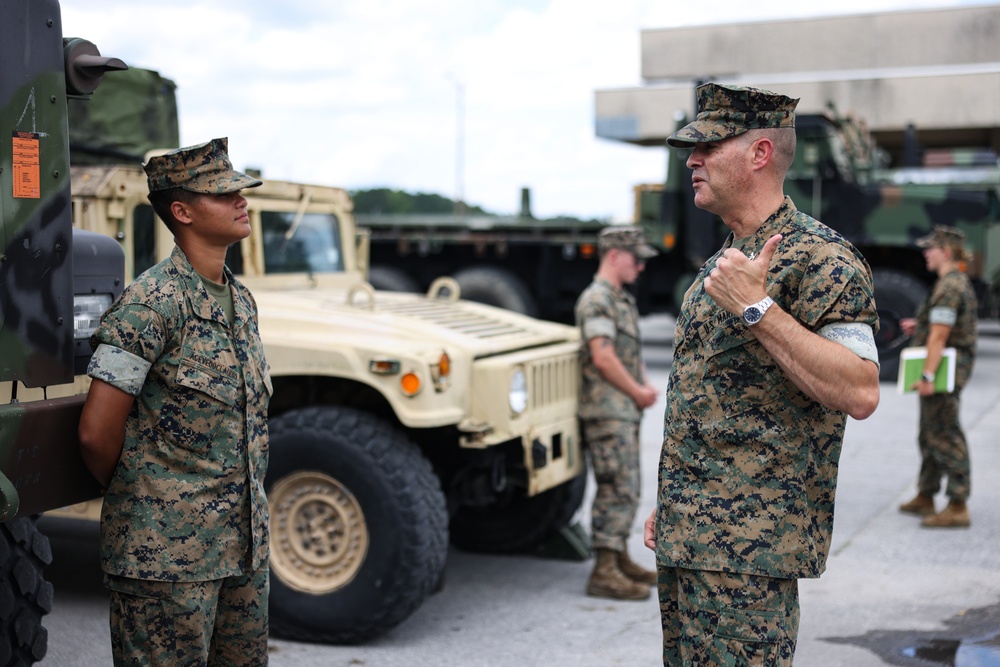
[595,4,1000,167]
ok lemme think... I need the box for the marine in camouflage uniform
[899,225,977,528]
[79,138,272,666]
[645,84,881,666]
[576,226,660,600]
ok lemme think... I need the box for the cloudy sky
[61,0,991,221]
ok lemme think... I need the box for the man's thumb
[757,234,782,265]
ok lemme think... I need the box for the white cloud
[60,0,992,221]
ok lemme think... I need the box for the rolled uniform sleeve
[88,344,152,396]
[787,243,879,365]
[88,302,168,392]
[581,316,617,343]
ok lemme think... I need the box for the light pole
[450,76,466,216]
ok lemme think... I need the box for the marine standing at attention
[79,138,273,665]
[576,226,660,601]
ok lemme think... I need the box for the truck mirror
[63,37,127,96]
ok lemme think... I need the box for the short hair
[146,187,200,233]
[743,127,797,175]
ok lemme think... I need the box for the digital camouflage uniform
[576,276,645,552]
[656,199,878,665]
[88,138,271,666]
[911,268,977,502]
[654,81,880,666]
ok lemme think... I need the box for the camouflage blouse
[656,198,878,579]
[88,245,272,581]
[911,268,978,391]
[575,277,644,423]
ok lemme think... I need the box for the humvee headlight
[508,367,528,416]
[431,352,451,392]
[401,371,422,396]
[74,294,113,340]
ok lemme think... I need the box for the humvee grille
[528,353,577,410]
[377,301,534,339]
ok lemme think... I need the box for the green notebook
[897,347,956,394]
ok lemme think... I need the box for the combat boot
[587,549,650,600]
[922,501,971,528]
[617,548,657,586]
[899,493,936,516]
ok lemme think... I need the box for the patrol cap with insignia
[667,83,800,148]
[143,137,262,194]
[916,224,966,249]
[598,226,658,260]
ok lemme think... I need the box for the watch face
[745,307,762,324]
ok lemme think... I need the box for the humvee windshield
[132,204,342,277]
[258,211,343,275]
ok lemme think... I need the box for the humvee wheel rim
[269,471,369,594]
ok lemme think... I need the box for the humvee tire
[0,517,53,666]
[453,267,538,318]
[872,268,928,382]
[449,462,588,554]
[266,406,448,644]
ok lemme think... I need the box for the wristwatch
[921,371,935,383]
[743,296,775,326]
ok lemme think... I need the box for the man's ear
[751,137,774,170]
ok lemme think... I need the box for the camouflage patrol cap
[916,225,966,249]
[143,137,262,194]
[598,226,658,259]
[667,83,799,148]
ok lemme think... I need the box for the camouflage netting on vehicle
[68,67,179,166]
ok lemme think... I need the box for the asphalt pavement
[38,317,1000,666]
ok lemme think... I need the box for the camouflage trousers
[105,565,269,667]
[657,566,798,667]
[917,392,970,502]
[582,419,641,552]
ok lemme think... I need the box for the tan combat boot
[587,549,650,600]
[921,501,971,528]
[617,548,657,586]
[899,493,936,516]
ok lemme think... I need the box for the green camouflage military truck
[1,1,126,663]
[634,108,1000,381]
[60,83,586,644]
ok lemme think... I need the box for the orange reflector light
[401,372,421,396]
[662,233,676,250]
[580,243,596,259]
[369,359,401,375]
[438,352,450,378]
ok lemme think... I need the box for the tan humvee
[57,163,585,644]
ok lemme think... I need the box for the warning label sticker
[12,131,41,199]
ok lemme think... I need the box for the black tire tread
[367,266,419,293]
[450,466,587,554]
[267,406,448,645]
[872,268,928,382]
[0,517,52,666]
[453,266,538,317]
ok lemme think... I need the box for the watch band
[921,371,935,383]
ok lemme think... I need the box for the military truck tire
[367,265,419,293]
[266,406,448,645]
[0,517,53,666]
[449,463,588,554]
[453,266,538,317]
[872,269,928,382]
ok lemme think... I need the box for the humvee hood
[251,287,579,356]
